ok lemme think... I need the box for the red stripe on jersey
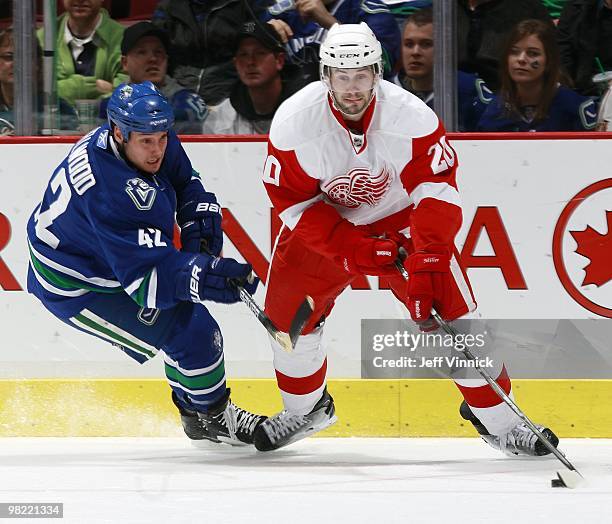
[455,365,511,408]
[275,358,328,395]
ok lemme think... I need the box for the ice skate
[173,390,267,446]
[253,388,337,451]
[460,401,559,456]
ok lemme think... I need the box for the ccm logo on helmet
[150,119,168,126]
[338,53,360,58]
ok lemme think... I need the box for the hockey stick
[394,259,584,488]
[199,240,314,352]
[236,278,314,353]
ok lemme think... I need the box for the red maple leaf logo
[570,210,612,287]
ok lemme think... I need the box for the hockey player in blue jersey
[26,81,266,446]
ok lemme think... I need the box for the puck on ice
[551,478,565,488]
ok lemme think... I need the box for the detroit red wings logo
[324,166,393,208]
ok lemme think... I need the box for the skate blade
[217,436,250,447]
[189,438,222,449]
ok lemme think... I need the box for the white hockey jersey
[262,80,462,260]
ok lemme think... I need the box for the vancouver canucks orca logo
[125,178,157,210]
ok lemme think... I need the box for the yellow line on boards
[0,379,610,437]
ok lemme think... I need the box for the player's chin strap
[394,257,585,488]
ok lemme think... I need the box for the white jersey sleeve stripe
[147,268,158,309]
[410,182,461,209]
[28,239,121,288]
[29,261,89,297]
[279,193,326,230]
[125,277,144,296]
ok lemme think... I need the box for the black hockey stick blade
[288,296,315,349]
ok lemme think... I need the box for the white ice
[0,437,610,524]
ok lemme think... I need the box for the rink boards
[0,133,611,436]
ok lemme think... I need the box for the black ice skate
[460,401,559,456]
[253,388,337,452]
[172,390,267,446]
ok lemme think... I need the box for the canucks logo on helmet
[119,85,133,100]
[107,81,174,139]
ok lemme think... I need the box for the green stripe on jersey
[74,313,156,359]
[133,271,152,307]
[164,360,226,391]
[30,248,122,294]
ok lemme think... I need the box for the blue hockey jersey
[261,0,400,78]
[477,86,598,132]
[26,125,209,319]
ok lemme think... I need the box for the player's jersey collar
[327,93,376,155]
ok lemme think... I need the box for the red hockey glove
[340,237,399,276]
[405,251,450,329]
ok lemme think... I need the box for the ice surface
[0,437,609,524]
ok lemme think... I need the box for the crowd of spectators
[1,0,611,135]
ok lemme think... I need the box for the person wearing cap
[99,21,208,134]
[151,0,270,106]
[37,0,127,106]
[202,21,304,135]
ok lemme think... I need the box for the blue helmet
[107,81,174,139]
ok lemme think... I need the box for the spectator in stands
[557,0,612,96]
[0,28,78,135]
[37,0,127,106]
[203,21,303,134]
[477,19,597,131]
[457,0,553,91]
[262,0,401,85]
[398,8,493,131]
[152,0,268,106]
[99,22,208,134]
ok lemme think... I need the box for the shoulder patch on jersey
[125,178,157,211]
[96,129,108,149]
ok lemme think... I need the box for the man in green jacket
[38,0,127,106]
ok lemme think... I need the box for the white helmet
[319,22,383,70]
[319,23,383,115]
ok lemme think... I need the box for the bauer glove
[181,255,259,305]
[177,192,223,256]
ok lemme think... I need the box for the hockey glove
[340,237,399,276]
[405,250,450,331]
[177,193,223,256]
[184,255,259,304]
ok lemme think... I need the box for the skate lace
[264,411,307,442]
[211,402,262,438]
[233,404,264,435]
[505,423,538,452]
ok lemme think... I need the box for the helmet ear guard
[107,81,174,141]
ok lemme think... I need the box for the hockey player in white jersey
[26,81,266,446]
[255,23,559,455]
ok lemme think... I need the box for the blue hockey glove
[177,192,223,256]
[183,255,259,304]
